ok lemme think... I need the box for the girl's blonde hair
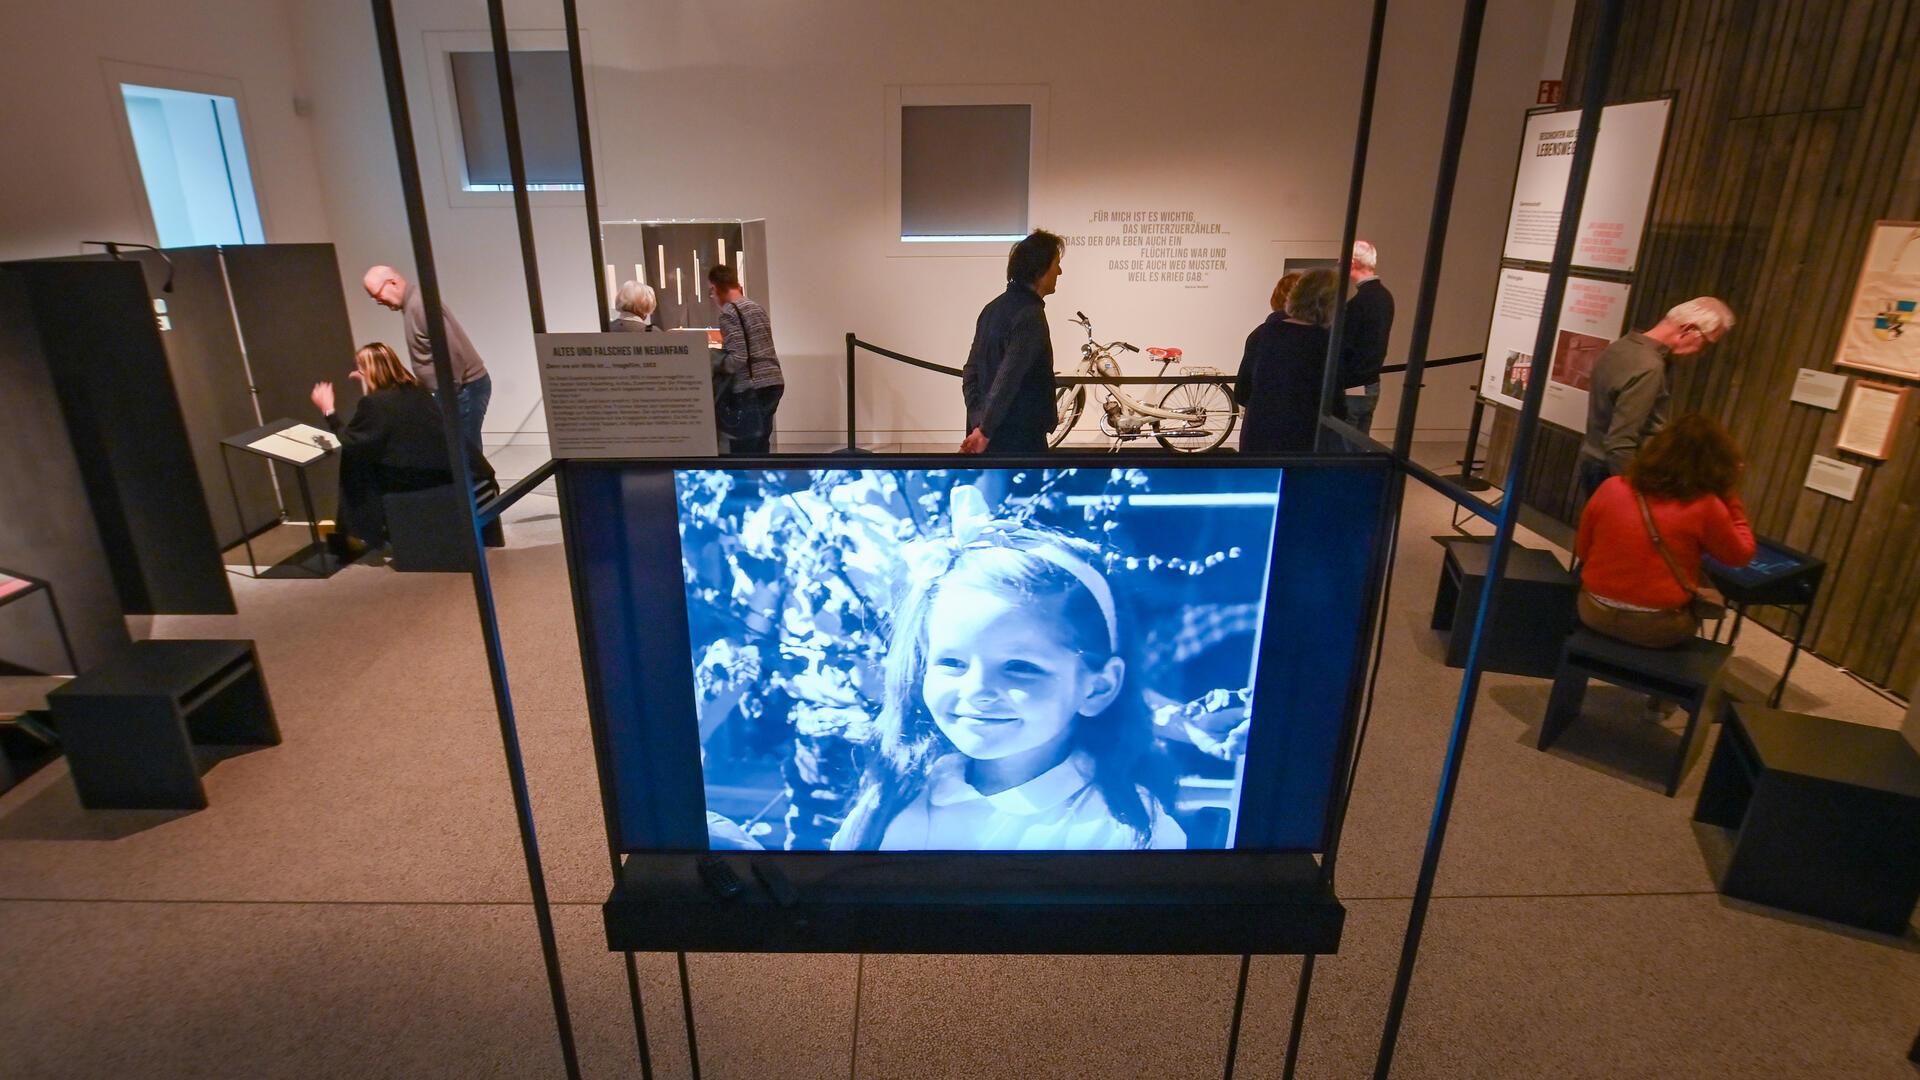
[834,524,1166,849]
[354,342,416,392]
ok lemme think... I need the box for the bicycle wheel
[1153,381,1237,452]
[1049,386,1086,448]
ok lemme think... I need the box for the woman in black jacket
[1235,268,1340,452]
[309,342,494,552]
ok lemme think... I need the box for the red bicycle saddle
[1147,347,1183,360]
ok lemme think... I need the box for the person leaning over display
[1578,296,1736,501]
[362,265,492,457]
[611,280,666,332]
[308,343,495,559]
[708,264,784,454]
[1235,269,1337,453]
[960,230,1066,455]
[1574,413,1755,649]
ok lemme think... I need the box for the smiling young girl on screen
[830,491,1186,851]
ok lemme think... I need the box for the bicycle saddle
[1146,347,1183,360]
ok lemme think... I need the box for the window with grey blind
[900,104,1031,240]
[448,50,583,190]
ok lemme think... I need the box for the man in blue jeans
[363,265,491,454]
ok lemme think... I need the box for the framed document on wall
[1834,221,1920,381]
[1834,381,1908,460]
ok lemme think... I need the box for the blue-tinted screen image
[568,458,1388,855]
[678,467,1279,852]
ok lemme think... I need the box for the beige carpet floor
[2,449,1915,1079]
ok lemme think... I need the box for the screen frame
[556,451,1397,861]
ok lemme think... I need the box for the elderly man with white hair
[1339,240,1395,436]
[361,264,491,453]
[1578,295,1737,500]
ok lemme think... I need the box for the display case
[601,219,770,331]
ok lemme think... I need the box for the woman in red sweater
[1575,413,1756,648]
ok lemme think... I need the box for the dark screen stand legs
[677,951,701,1080]
[623,952,654,1079]
[1221,953,1253,1079]
[1282,952,1315,1079]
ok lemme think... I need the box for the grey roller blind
[449,50,583,186]
[900,104,1030,238]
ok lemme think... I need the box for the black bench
[1430,536,1578,677]
[47,640,278,809]
[384,483,505,572]
[1694,701,1920,935]
[1540,628,1732,796]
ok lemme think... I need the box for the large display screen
[566,457,1390,855]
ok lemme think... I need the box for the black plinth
[604,851,1343,955]
[1430,536,1578,677]
[47,639,278,809]
[1694,702,1920,935]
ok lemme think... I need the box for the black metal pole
[487,0,545,333]
[1281,952,1317,1078]
[845,332,857,450]
[1221,952,1253,1080]
[368,5,582,1077]
[561,0,609,332]
[1389,0,1485,458]
[1318,0,1392,440]
[1370,2,1624,1075]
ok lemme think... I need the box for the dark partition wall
[0,270,130,671]
[222,243,361,520]
[127,247,280,547]
[7,260,233,615]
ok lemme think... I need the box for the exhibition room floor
[2,449,1916,1079]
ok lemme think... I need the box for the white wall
[287,0,1568,449]
[0,0,331,262]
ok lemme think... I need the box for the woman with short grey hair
[611,280,663,332]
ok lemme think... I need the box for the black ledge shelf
[603,851,1343,955]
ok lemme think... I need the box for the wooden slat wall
[1488,0,1920,694]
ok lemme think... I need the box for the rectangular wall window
[448,50,584,190]
[120,84,263,247]
[899,104,1031,242]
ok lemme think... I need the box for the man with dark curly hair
[961,230,1066,454]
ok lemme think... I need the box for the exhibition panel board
[220,243,361,521]
[0,270,130,671]
[1487,0,1920,693]
[5,259,232,615]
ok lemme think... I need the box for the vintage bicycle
[1048,311,1239,452]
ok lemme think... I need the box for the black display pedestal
[605,851,1343,955]
[47,640,279,810]
[1430,536,1577,677]
[1694,701,1920,935]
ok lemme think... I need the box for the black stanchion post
[845,332,858,451]
[1450,396,1492,491]
[368,3,582,1077]
[1370,1,1624,1075]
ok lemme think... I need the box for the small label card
[1804,454,1864,501]
[1789,368,1848,410]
